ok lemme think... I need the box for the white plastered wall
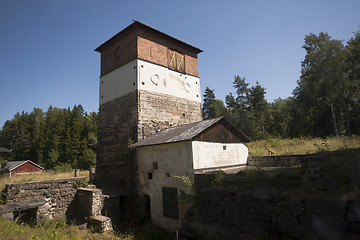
[136,141,194,231]
[99,59,137,105]
[137,59,201,103]
[99,59,201,105]
[192,141,248,170]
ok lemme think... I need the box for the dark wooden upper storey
[95,20,203,77]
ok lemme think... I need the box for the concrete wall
[136,141,194,231]
[192,142,248,170]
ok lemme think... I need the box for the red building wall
[11,162,42,176]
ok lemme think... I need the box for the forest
[0,105,98,170]
[0,30,359,170]
[203,30,360,140]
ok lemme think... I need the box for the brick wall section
[138,90,202,139]
[137,36,199,77]
[100,28,137,76]
[4,177,85,218]
[98,23,200,77]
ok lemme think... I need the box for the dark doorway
[119,196,126,221]
[144,194,151,221]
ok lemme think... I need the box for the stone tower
[94,20,203,193]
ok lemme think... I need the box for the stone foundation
[247,154,323,168]
[76,188,103,219]
[4,177,85,219]
[90,215,113,233]
[181,187,360,240]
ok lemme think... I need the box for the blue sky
[1,0,359,128]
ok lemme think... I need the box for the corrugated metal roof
[95,20,203,53]
[0,147,10,153]
[5,160,44,171]
[131,117,224,147]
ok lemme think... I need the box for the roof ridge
[131,117,228,148]
[95,20,203,53]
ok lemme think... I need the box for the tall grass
[248,135,360,156]
[0,217,126,240]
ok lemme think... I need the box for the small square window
[165,172,170,178]
[153,162,158,170]
[148,172,152,180]
[223,145,227,150]
[114,47,121,61]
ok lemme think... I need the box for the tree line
[0,105,98,170]
[0,29,359,168]
[203,29,360,140]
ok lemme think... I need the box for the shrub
[53,163,73,173]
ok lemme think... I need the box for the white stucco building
[131,117,249,231]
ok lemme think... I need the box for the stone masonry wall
[181,187,360,240]
[138,89,202,140]
[4,177,85,219]
[96,90,138,190]
[75,188,103,219]
[247,154,322,168]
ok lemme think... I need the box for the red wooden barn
[4,160,44,177]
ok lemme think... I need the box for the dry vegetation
[248,135,360,156]
[0,170,89,194]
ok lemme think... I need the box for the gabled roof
[0,147,10,153]
[95,20,203,54]
[5,160,44,172]
[131,117,249,148]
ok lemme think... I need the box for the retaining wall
[4,177,85,219]
[181,187,360,240]
[247,154,322,167]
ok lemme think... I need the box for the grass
[0,217,126,240]
[0,168,174,240]
[0,216,175,240]
[0,170,89,195]
[248,135,360,156]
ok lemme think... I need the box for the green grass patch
[0,217,122,240]
[248,135,360,156]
